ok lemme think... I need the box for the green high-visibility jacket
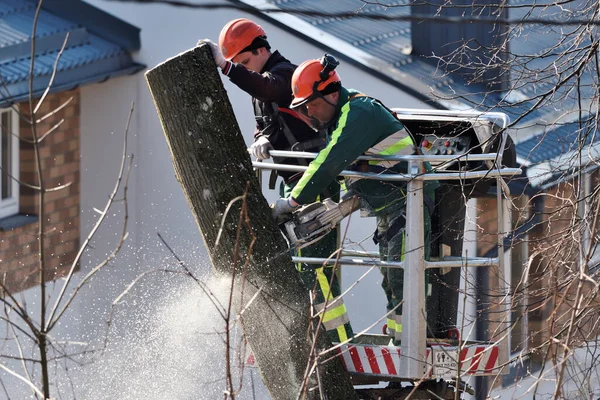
[291,87,430,214]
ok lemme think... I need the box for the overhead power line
[111,0,600,27]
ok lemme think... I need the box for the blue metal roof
[262,0,598,184]
[0,0,144,107]
[516,119,600,165]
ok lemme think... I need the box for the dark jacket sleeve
[290,102,378,204]
[226,62,293,106]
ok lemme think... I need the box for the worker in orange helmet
[198,19,354,344]
[273,54,439,344]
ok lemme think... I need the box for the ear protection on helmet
[317,54,340,84]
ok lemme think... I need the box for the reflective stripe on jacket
[290,87,414,207]
[344,126,415,188]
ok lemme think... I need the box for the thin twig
[47,102,135,330]
[33,32,70,114]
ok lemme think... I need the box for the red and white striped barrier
[337,344,432,377]
[336,343,500,378]
[455,345,500,376]
[246,341,501,378]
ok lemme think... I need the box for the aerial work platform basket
[252,109,520,394]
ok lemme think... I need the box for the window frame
[0,107,20,219]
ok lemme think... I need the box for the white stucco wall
[493,342,600,399]
[74,1,433,398]
[4,3,594,400]
[60,3,600,400]
[80,0,431,330]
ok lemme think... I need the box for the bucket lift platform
[252,109,520,399]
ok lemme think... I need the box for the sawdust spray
[76,272,267,400]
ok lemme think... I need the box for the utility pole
[145,44,357,400]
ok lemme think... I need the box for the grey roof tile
[265,0,598,170]
[0,0,144,107]
[516,120,600,165]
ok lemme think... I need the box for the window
[0,107,19,219]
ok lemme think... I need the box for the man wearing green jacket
[272,54,437,344]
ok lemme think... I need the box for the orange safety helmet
[291,55,341,108]
[218,18,267,61]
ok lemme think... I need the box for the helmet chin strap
[322,96,337,109]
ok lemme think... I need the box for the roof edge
[40,0,141,51]
[0,62,145,108]
[526,140,600,188]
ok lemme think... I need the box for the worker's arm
[290,101,376,204]
[224,62,293,106]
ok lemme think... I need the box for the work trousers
[377,209,431,344]
[282,181,354,343]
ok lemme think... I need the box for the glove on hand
[197,39,226,68]
[271,197,299,220]
[250,136,273,160]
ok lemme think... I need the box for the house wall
[476,169,600,396]
[0,90,80,293]
[3,2,596,398]
[532,173,600,348]
[80,0,433,336]
[493,340,600,399]
[69,3,439,398]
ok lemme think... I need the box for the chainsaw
[281,196,360,250]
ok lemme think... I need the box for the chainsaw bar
[282,197,360,250]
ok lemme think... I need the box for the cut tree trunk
[145,45,357,400]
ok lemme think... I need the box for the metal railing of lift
[252,139,518,374]
[252,148,520,271]
[256,150,520,183]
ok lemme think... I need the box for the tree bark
[145,45,357,400]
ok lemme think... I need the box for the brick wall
[477,171,600,372]
[542,172,600,344]
[476,197,500,256]
[474,196,504,351]
[0,90,80,293]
